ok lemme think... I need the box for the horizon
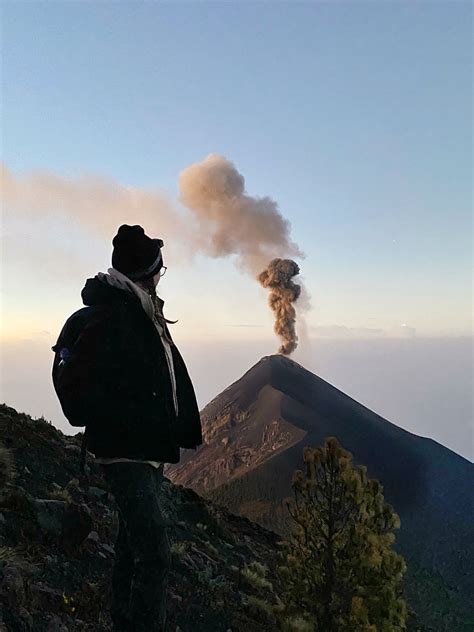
[2,334,472,462]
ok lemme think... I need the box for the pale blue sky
[1,2,472,458]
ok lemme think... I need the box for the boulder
[61,502,93,554]
[32,499,66,537]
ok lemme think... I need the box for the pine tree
[276,437,407,631]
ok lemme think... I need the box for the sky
[1,2,472,459]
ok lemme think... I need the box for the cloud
[385,324,417,338]
[1,161,180,238]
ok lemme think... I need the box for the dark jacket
[51,276,202,470]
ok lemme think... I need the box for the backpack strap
[80,425,91,475]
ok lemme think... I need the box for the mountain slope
[0,404,287,632]
[166,354,474,631]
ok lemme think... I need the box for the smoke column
[179,155,308,354]
[258,258,302,355]
[179,154,303,275]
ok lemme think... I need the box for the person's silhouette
[54,224,202,631]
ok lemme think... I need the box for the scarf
[97,268,174,344]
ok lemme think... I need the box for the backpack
[51,307,99,475]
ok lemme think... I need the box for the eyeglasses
[159,266,167,277]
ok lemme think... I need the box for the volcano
[165,354,474,630]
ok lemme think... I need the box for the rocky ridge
[0,404,287,632]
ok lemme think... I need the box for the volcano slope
[166,354,474,631]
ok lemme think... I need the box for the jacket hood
[81,268,174,344]
[81,275,136,307]
[81,268,165,325]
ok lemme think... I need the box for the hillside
[0,403,289,632]
[166,354,474,631]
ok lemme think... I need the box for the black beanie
[111,224,164,281]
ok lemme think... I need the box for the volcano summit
[166,354,474,630]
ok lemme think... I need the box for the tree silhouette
[276,437,407,631]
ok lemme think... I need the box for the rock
[16,606,33,629]
[86,530,100,543]
[30,582,64,610]
[32,499,66,537]
[12,559,41,579]
[0,564,25,606]
[45,613,69,631]
[65,444,81,454]
[2,486,35,515]
[0,560,38,622]
[1,406,17,416]
[87,486,107,500]
[64,477,81,491]
[100,542,115,556]
[61,502,93,553]
[170,591,182,603]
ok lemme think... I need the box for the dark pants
[100,462,172,632]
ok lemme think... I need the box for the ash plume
[258,258,302,355]
[0,162,182,244]
[179,154,303,275]
[0,161,192,275]
[180,155,309,354]
[2,155,310,348]
[1,155,303,275]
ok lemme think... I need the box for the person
[54,224,202,631]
